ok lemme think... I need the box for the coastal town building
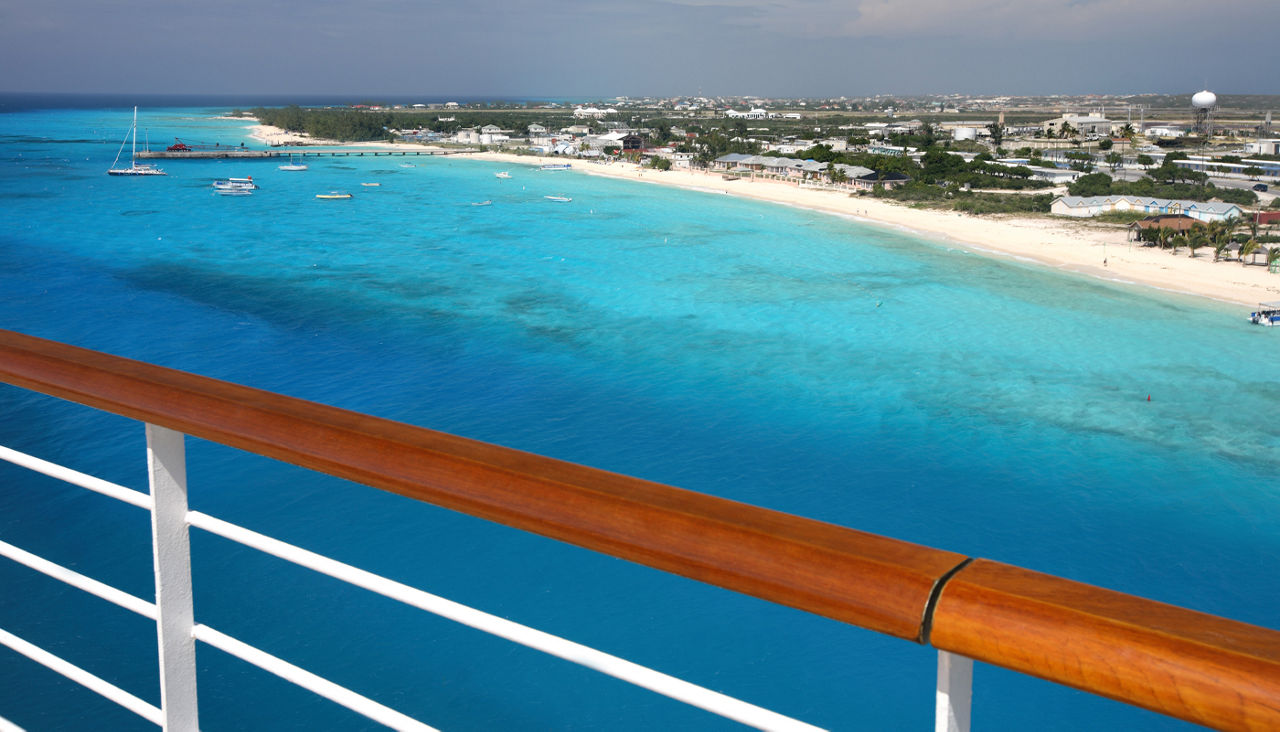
[712,153,909,191]
[1246,139,1280,156]
[1041,114,1110,136]
[1051,195,1243,222]
[1143,124,1186,138]
[573,106,617,119]
[1171,156,1280,179]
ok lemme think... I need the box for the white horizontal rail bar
[188,510,824,732]
[0,539,156,620]
[0,445,151,510]
[0,627,163,727]
[192,625,438,732]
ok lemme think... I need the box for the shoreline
[246,123,1280,308]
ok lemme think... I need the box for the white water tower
[1191,90,1217,136]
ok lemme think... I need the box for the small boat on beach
[495,171,512,179]
[1248,302,1280,326]
[212,177,258,191]
[540,164,572,171]
[316,192,353,200]
[278,154,308,171]
[544,195,572,203]
[107,107,166,176]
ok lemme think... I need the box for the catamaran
[107,107,166,176]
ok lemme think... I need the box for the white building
[1042,115,1110,136]
[1144,125,1186,138]
[1051,196,1243,222]
[572,107,617,119]
[1246,139,1280,156]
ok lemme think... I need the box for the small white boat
[540,163,572,171]
[107,107,166,176]
[400,163,417,168]
[278,154,308,171]
[316,191,353,200]
[1248,301,1280,326]
[544,195,572,202]
[361,182,381,187]
[495,171,512,179]
[212,177,258,190]
[471,200,492,206]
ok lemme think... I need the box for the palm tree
[1208,219,1236,260]
[1240,239,1260,266]
[1187,231,1207,258]
[1170,234,1186,255]
[1268,246,1280,273]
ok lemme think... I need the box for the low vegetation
[1068,169,1258,206]
[870,182,1053,214]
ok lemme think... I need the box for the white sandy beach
[247,124,1280,308]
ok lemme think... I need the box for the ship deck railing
[0,329,1277,731]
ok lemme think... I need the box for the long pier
[136,148,477,160]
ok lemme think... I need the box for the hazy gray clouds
[1,0,1276,97]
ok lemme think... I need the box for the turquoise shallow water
[1,101,1277,730]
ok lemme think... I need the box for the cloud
[663,0,1277,41]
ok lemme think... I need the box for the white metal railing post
[146,424,199,731]
[935,650,972,732]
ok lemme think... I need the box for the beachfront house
[851,171,912,191]
[712,154,909,190]
[1126,214,1202,241]
[1051,196,1243,222]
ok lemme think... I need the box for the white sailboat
[107,107,166,176]
[278,154,308,171]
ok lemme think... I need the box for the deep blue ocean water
[0,100,1276,730]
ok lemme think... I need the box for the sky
[1,0,1277,99]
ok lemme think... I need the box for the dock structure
[137,148,476,160]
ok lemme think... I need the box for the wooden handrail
[2,329,1278,730]
[0,329,963,641]
[932,560,1280,730]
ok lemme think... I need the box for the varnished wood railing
[2,329,1278,730]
